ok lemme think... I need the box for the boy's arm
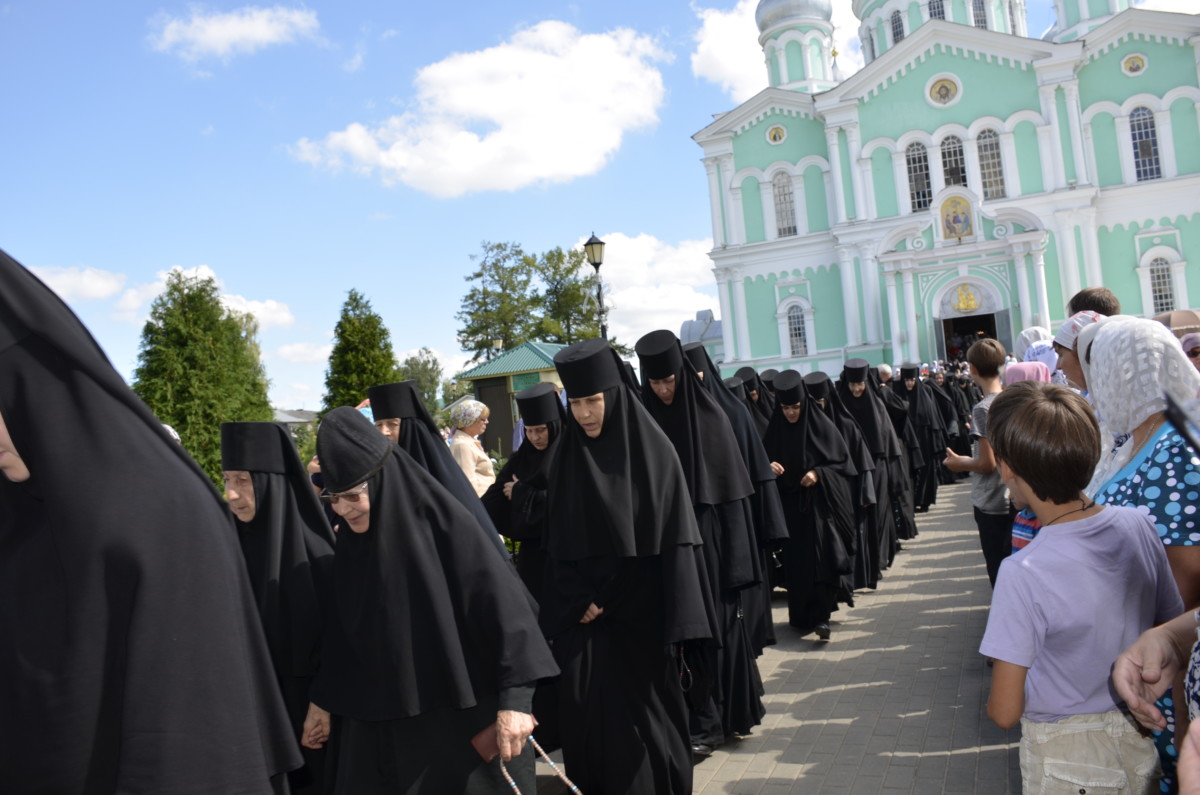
[987,660,1027,729]
[944,435,997,474]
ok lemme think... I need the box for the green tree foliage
[323,289,402,415]
[132,270,273,487]
[455,242,538,362]
[531,246,601,345]
[396,346,443,418]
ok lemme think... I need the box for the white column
[716,273,737,360]
[1054,210,1082,300]
[893,149,910,215]
[1015,252,1033,330]
[760,180,778,241]
[1062,81,1089,185]
[729,185,746,246]
[929,140,947,197]
[837,246,863,347]
[792,174,808,235]
[885,270,903,361]
[1037,124,1058,192]
[825,128,848,225]
[1115,115,1135,184]
[1032,251,1052,329]
[859,249,883,343]
[858,157,877,219]
[902,269,921,362]
[999,130,1019,197]
[1039,84,1066,189]
[1078,207,1103,288]
[730,268,752,360]
[703,158,726,247]
[1171,261,1189,312]
[965,135,982,194]
[1155,109,1179,179]
[1081,122,1099,192]
[845,125,868,221]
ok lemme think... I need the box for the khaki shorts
[1019,710,1160,794]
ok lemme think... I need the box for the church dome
[755,0,833,32]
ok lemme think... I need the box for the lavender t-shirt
[980,505,1183,723]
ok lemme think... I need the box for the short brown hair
[1067,287,1120,317]
[966,338,1006,379]
[987,381,1100,504]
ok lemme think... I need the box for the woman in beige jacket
[448,399,496,497]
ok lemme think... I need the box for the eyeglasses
[319,483,368,504]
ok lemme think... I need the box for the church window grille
[787,306,809,356]
[773,173,798,238]
[973,0,988,27]
[891,12,905,43]
[906,142,932,211]
[978,129,1006,199]
[1130,107,1162,182]
[941,136,967,187]
[929,0,946,20]
[1150,258,1175,313]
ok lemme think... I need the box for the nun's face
[782,403,803,424]
[525,424,550,450]
[222,470,257,523]
[329,482,371,533]
[904,378,917,391]
[375,418,401,443]
[848,382,867,398]
[648,375,676,406]
[0,409,30,482]
[934,372,944,386]
[569,393,606,438]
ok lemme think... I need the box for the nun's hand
[301,702,331,749]
[580,603,604,623]
[497,710,536,762]
[770,461,784,476]
[800,470,818,487]
[503,476,518,500]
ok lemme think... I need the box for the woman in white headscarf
[448,399,496,497]
[1013,326,1052,363]
[1083,316,1200,792]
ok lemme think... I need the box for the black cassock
[763,371,858,631]
[312,408,559,795]
[543,339,714,795]
[0,249,299,792]
[891,365,947,512]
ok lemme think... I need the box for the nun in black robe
[734,365,775,428]
[926,371,962,485]
[891,364,947,512]
[804,372,874,596]
[726,375,770,437]
[872,367,921,540]
[0,249,299,792]
[543,338,714,795]
[837,360,905,576]
[684,342,788,654]
[305,407,559,795]
[367,380,509,559]
[222,421,338,794]
[636,330,765,750]
[763,371,858,638]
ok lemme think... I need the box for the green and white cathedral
[693,0,1200,369]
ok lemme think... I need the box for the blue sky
[0,0,1177,408]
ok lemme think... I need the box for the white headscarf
[1014,326,1051,361]
[1084,317,1200,494]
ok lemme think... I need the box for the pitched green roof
[456,341,568,380]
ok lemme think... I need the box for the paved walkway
[537,480,1021,794]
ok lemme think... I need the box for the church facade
[694,0,1200,371]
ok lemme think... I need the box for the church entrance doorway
[941,313,996,362]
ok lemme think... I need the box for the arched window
[891,11,905,43]
[906,142,932,211]
[929,0,946,20]
[787,305,809,356]
[1149,257,1176,313]
[941,136,967,187]
[773,172,798,238]
[977,129,1007,199]
[973,0,988,27]
[1130,106,1162,182]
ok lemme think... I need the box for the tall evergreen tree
[455,241,538,362]
[532,246,601,345]
[323,289,402,415]
[396,346,443,417]
[133,270,273,487]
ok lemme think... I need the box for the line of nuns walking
[0,248,937,795]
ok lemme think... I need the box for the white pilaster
[902,269,920,362]
[1062,81,1089,185]
[703,158,726,247]
[1155,109,1178,179]
[1015,253,1033,330]
[999,130,1018,198]
[760,180,778,241]
[730,268,752,360]
[1054,210,1082,300]
[1039,85,1067,189]
[716,273,737,360]
[930,141,947,197]
[837,246,862,347]
[1078,207,1103,288]
[885,270,903,361]
[1036,124,1058,192]
[859,248,883,343]
[1032,251,1052,329]
[825,128,848,224]
[729,185,746,246]
[1115,115,1135,184]
[858,157,877,219]
[892,150,910,215]
[845,125,867,221]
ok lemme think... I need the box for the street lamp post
[584,233,606,341]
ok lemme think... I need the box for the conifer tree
[133,270,273,487]
[322,289,402,415]
[396,346,443,417]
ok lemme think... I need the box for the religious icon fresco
[941,197,973,239]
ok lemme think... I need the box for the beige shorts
[1019,710,1160,794]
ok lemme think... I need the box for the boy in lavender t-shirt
[978,382,1182,794]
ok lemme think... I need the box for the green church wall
[1013,120,1044,195]
[952,0,968,25]
[1056,88,1078,183]
[907,2,922,32]
[1088,0,1109,17]
[1096,223,1140,310]
[859,46,1039,142]
[1172,99,1200,176]
[733,114,827,173]
[745,275,782,357]
[742,176,766,242]
[786,40,805,82]
[809,40,824,81]
[1169,213,1200,307]
[1079,39,1199,108]
[810,265,848,349]
[805,165,831,231]
[1064,0,1080,28]
[871,148,899,217]
[1090,113,1122,186]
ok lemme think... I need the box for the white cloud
[586,233,719,344]
[29,265,126,301]
[343,51,364,72]
[380,28,398,40]
[222,294,295,328]
[690,0,863,104]
[112,264,294,330]
[276,342,333,363]
[149,5,320,63]
[201,123,215,135]
[291,21,669,198]
[1134,0,1194,10]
